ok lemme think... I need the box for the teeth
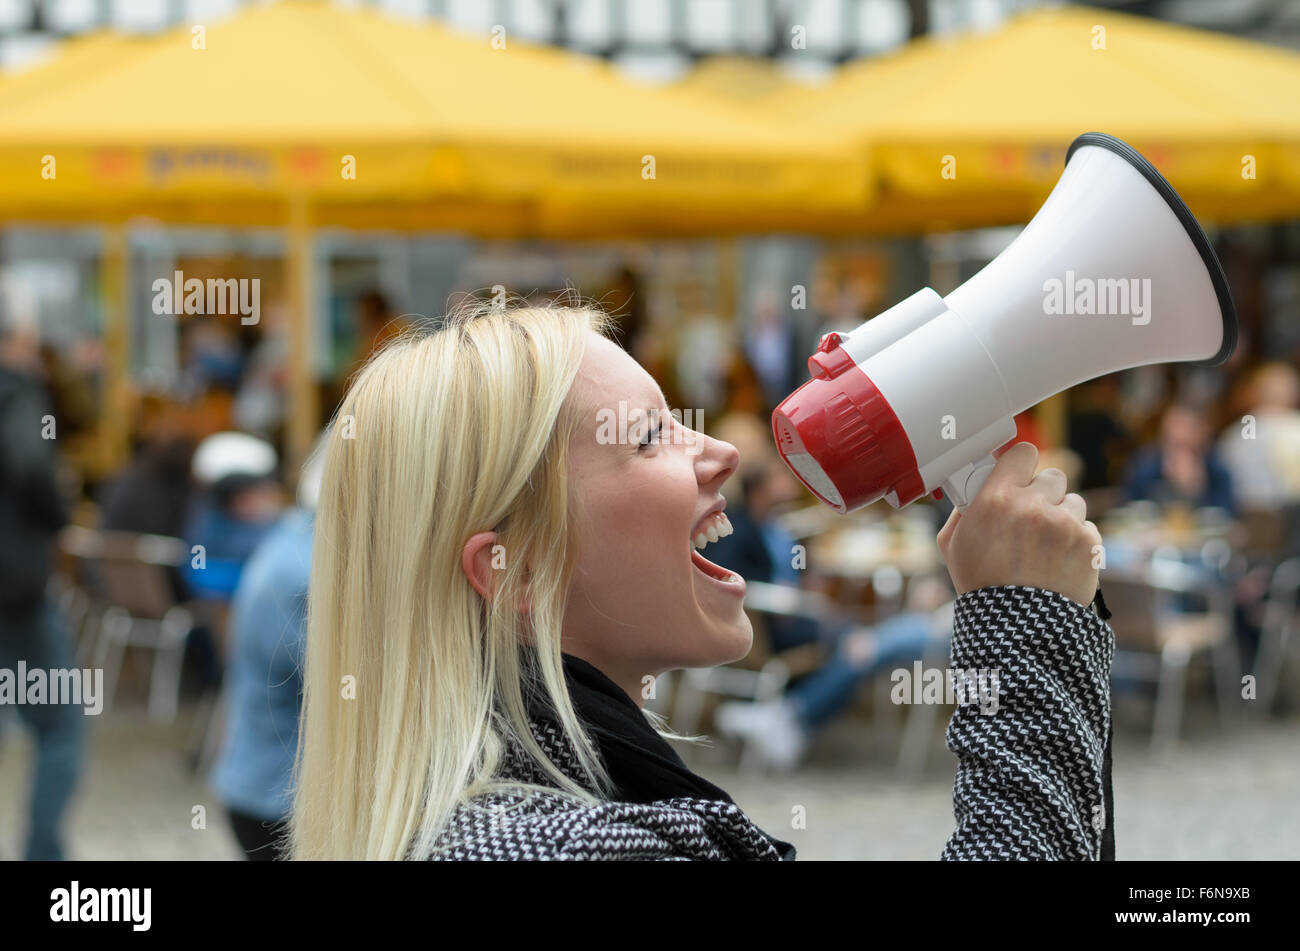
[692,512,733,550]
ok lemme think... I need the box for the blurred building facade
[1,0,1298,78]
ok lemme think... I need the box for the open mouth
[690,511,745,590]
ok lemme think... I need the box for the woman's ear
[461,531,501,601]
[461,531,532,613]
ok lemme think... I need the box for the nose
[695,432,740,488]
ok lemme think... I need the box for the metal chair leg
[148,636,185,724]
[1152,642,1190,752]
[148,609,193,724]
[1255,621,1294,714]
[96,608,130,715]
[1212,635,1243,728]
[75,607,102,669]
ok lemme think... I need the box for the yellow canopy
[672,56,816,109]
[806,4,1300,232]
[0,0,868,235]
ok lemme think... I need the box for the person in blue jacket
[1123,401,1235,514]
[211,441,322,859]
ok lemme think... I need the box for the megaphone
[772,132,1236,514]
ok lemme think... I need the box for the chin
[704,614,754,668]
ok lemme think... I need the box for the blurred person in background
[721,350,767,418]
[715,596,951,771]
[602,264,647,360]
[0,322,84,860]
[233,299,291,442]
[177,319,245,399]
[1123,400,1235,514]
[98,423,197,631]
[745,288,796,411]
[1217,362,1300,513]
[99,430,195,541]
[344,291,407,388]
[38,342,97,441]
[1123,400,1268,676]
[1214,362,1300,675]
[705,414,948,771]
[183,432,284,600]
[181,433,285,689]
[213,435,324,860]
[1068,375,1132,490]
[674,312,730,417]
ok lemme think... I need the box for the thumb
[936,505,961,563]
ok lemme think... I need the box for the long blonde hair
[290,299,620,860]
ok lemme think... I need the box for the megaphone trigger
[940,454,998,511]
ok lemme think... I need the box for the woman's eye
[638,424,661,451]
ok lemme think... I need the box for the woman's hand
[936,442,1101,607]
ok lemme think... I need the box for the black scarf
[526,652,796,858]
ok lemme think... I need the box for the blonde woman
[289,300,1114,861]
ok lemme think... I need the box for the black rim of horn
[1066,132,1237,368]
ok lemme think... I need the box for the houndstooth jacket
[426,585,1115,861]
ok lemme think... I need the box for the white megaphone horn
[772,132,1237,514]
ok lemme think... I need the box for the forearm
[941,585,1114,860]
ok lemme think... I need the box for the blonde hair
[289,298,622,860]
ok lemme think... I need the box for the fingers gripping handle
[941,454,998,511]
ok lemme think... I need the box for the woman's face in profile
[563,332,752,693]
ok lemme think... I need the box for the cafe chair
[59,526,195,723]
[1255,556,1300,714]
[1104,546,1240,751]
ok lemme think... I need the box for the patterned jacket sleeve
[941,585,1115,860]
[554,799,790,861]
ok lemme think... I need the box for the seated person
[1124,401,1234,514]
[183,433,284,599]
[703,420,949,770]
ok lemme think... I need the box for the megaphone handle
[942,455,998,511]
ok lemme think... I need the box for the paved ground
[2,682,1296,861]
[688,698,1300,860]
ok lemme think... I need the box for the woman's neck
[560,647,647,710]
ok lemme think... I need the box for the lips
[691,547,743,586]
[687,510,744,591]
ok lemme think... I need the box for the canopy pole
[100,223,130,476]
[1037,392,1068,453]
[286,195,318,483]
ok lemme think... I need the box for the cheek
[573,461,696,605]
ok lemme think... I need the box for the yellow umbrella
[672,56,817,109]
[0,0,868,232]
[809,4,1300,232]
[0,0,871,470]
